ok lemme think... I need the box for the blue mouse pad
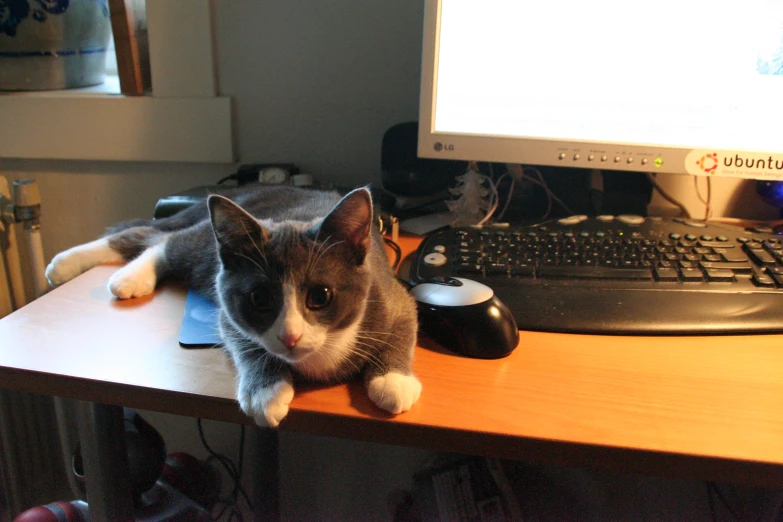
[179,289,222,348]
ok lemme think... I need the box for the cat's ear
[208,195,269,265]
[317,188,373,265]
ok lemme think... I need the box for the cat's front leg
[46,238,124,286]
[237,371,294,428]
[362,330,422,415]
[367,371,422,415]
[225,333,295,427]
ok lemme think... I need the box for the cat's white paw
[238,380,295,428]
[367,372,422,415]
[46,238,122,287]
[46,247,99,286]
[108,264,157,299]
[107,242,165,299]
[46,250,93,286]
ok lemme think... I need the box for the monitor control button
[588,154,595,161]
[573,153,580,160]
[557,215,589,225]
[627,157,634,164]
[558,153,566,160]
[617,214,645,225]
[641,158,649,165]
[614,156,621,163]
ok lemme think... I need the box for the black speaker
[381,122,465,196]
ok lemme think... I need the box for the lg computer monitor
[418,0,783,182]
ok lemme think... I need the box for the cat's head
[207,188,374,377]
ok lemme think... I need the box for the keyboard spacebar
[538,266,654,280]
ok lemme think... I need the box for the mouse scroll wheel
[428,276,463,287]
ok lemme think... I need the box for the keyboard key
[699,261,752,273]
[654,267,679,281]
[770,272,783,287]
[537,266,653,280]
[679,268,703,282]
[700,240,736,249]
[752,270,776,287]
[511,264,535,277]
[455,263,483,274]
[424,253,448,267]
[719,251,748,263]
[488,263,509,274]
[706,269,735,282]
[746,248,776,265]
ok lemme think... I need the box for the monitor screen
[418,0,783,181]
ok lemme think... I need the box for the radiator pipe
[12,180,48,298]
[0,176,26,310]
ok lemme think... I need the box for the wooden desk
[1,235,783,518]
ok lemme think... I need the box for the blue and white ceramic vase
[0,0,111,90]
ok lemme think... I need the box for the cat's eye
[250,289,274,311]
[306,286,333,310]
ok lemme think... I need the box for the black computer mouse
[410,277,519,359]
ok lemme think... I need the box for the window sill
[0,85,234,163]
[0,1,232,164]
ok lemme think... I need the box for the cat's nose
[278,332,302,350]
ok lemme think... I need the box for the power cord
[383,236,403,272]
[196,419,254,521]
[646,172,692,218]
[505,164,577,220]
[694,175,713,221]
[706,481,739,521]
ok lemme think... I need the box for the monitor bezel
[416,0,783,182]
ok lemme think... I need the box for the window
[0,0,233,163]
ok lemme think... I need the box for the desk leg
[75,402,134,522]
[250,427,279,522]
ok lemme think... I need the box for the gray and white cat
[45,185,421,427]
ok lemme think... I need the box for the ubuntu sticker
[696,152,719,174]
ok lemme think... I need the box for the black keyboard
[410,215,783,335]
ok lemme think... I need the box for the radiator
[0,175,73,521]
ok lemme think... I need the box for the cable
[476,171,500,226]
[217,173,239,185]
[517,166,577,219]
[706,481,717,521]
[383,237,403,272]
[707,481,739,521]
[494,171,516,222]
[646,172,691,218]
[694,175,712,220]
[196,419,254,521]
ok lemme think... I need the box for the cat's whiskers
[306,236,346,277]
[347,341,387,373]
[358,330,406,342]
[325,339,362,374]
[304,236,319,277]
[239,219,268,266]
[234,252,267,275]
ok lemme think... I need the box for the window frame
[0,0,234,163]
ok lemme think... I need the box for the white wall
[214,1,423,189]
